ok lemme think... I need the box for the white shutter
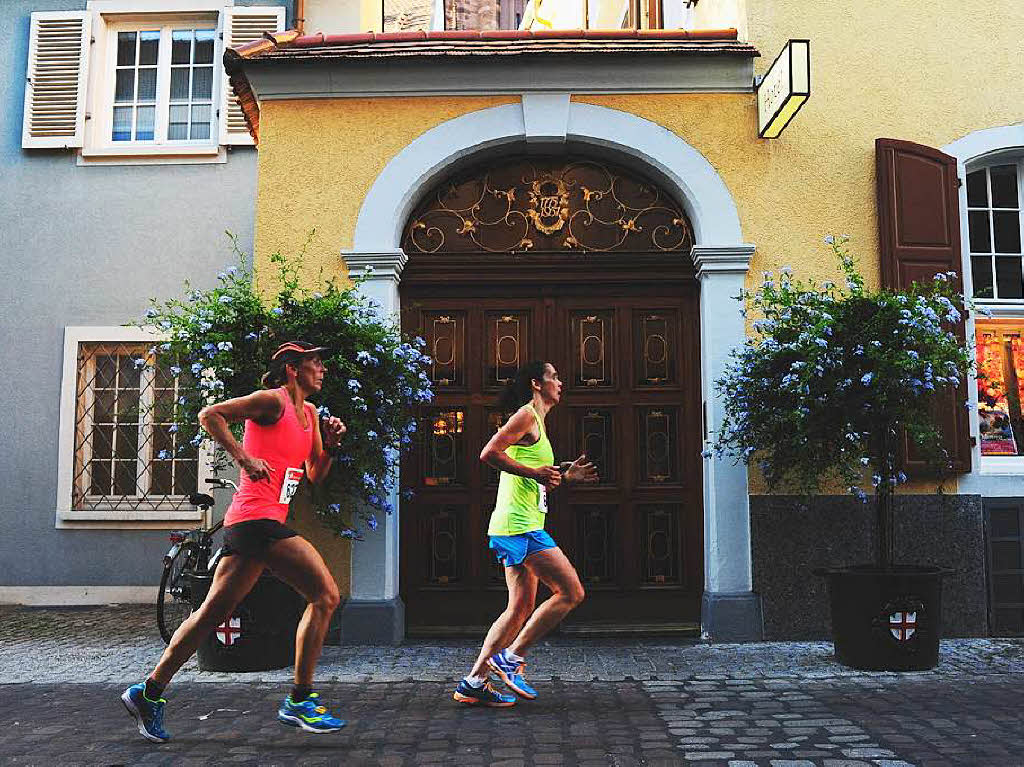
[22,11,92,149]
[220,6,286,146]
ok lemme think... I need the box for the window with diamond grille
[72,342,198,511]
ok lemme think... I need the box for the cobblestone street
[1,606,1023,766]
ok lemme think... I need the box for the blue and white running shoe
[487,651,537,700]
[121,683,170,743]
[452,679,516,707]
[278,692,347,733]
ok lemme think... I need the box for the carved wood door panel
[400,287,702,634]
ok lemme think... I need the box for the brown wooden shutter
[876,137,971,474]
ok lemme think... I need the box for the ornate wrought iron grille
[72,342,198,511]
[402,157,694,254]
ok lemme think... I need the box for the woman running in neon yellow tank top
[453,361,598,707]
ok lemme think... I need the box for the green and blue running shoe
[121,683,170,743]
[487,651,537,700]
[452,679,517,707]
[278,692,347,733]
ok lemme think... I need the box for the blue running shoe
[487,652,537,700]
[121,683,170,743]
[453,679,516,707]
[278,692,347,733]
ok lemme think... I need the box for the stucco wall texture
[253,96,516,289]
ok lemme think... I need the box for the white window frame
[946,126,1024,483]
[80,1,228,165]
[56,326,211,528]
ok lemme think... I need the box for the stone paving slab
[2,606,1024,685]
[1,676,1023,766]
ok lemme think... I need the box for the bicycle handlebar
[206,477,238,492]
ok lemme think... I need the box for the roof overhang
[224,29,759,144]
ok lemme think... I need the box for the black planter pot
[815,564,951,671]
[188,572,305,672]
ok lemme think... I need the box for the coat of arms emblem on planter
[215,616,242,645]
[873,597,926,646]
[888,610,918,641]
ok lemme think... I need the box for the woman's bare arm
[198,390,282,482]
[306,411,345,485]
[479,407,561,488]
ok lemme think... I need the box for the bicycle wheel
[157,543,199,644]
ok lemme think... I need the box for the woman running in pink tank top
[122,341,348,742]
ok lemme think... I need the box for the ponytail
[497,360,549,411]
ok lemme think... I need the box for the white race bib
[278,467,305,504]
[538,484,548,514]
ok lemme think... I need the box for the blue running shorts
[489,530,557,567]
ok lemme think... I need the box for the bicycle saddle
[188,493,216,508]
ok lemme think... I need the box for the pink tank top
[224,387,315,526]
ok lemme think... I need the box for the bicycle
[156,477,236,644]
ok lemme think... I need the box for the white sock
[502,648,524,664]
[464,674,487,687]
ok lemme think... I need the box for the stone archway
[342,97,761,642]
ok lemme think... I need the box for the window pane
[115,459,138,495]
[116,425,139,458]
[118,355,141,389]
[168,105,188,140]
[991,164,1019,209]
[94,389,115,422]
[117,32,137,66]
[972,256,994,298]
[174,461,198,496]
[90,460,112,495]
[190,104,211,140]
[138,30,160,65]
[969,210,992,253]
[994,211,1022,254]
[114,69,135,103]
[192,66,213,100]
[112,106,132,141]
[92,424,114,459]
[194,30,215,64]
[151,461,172,495]
[171,30,192,65]
[170,68,189,101]
[137,68,157,102]
[995,257,1023,299]
[153,425,173,454]
[136,106,155,140]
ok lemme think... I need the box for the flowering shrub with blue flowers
[713,236,974,566]
[137,236,433,539]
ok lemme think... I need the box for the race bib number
[538,484,548,514]
[278,467,305,504]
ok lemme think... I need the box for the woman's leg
[261,535,341,687]
[150,553,266,685]
[506,547,585,657]
[468,564,538,678]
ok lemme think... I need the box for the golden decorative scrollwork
[403,158,694,254]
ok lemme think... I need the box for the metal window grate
[72,342,198,511]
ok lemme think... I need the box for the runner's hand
[322,416,346,450]
[239,455,275,483]
[533,466,562,488]
[564,454,598,485]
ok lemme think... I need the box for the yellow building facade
[230,0,1024,642]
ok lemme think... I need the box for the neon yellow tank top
[487,404,555,536]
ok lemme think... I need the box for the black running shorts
[221,519,298,559]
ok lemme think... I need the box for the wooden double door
[399,277,703,634]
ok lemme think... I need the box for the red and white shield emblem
[215,617,241,645]
[889,611,917,641]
